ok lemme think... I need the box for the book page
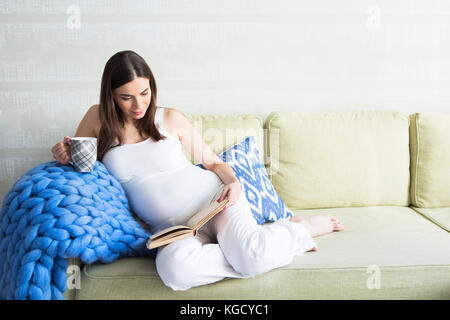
[186,199,229,230]
[150,225,192,240]
[147,231,194,249]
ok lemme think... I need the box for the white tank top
[102,107,224,233]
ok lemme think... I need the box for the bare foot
[290,214,344,238]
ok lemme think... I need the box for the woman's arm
[207,163,239,185]
[168,108,241,206]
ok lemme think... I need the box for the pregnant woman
[51,50,344,291]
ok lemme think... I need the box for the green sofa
[64,110,450,300]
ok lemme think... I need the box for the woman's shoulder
[157,106,177,124]
[158,106,183,118]
[157,106,181,139]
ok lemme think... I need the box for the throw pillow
[196,136,293,224]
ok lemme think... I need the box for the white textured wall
[1,0,450,200]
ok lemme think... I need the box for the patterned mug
[65,137,97,172]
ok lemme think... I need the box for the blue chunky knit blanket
[0,161,156,300]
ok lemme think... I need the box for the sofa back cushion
[409,113,450,208]
[184,112,265,165]
[265,110,410,209]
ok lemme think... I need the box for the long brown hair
[97,50,166,161]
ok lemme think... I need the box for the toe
[334,222,344,231]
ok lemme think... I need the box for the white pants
[155,189,317,291]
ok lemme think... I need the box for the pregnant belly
[123,164,224,233]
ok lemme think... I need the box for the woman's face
[112,77,151,124]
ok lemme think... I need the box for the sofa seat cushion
[410,206,450,232]
[74,206,450,300]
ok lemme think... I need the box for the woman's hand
[51,136,72,165]
[217,181,241,210]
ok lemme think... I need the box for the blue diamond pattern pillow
[197,136,293,225]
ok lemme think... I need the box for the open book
[146,198,230,249]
